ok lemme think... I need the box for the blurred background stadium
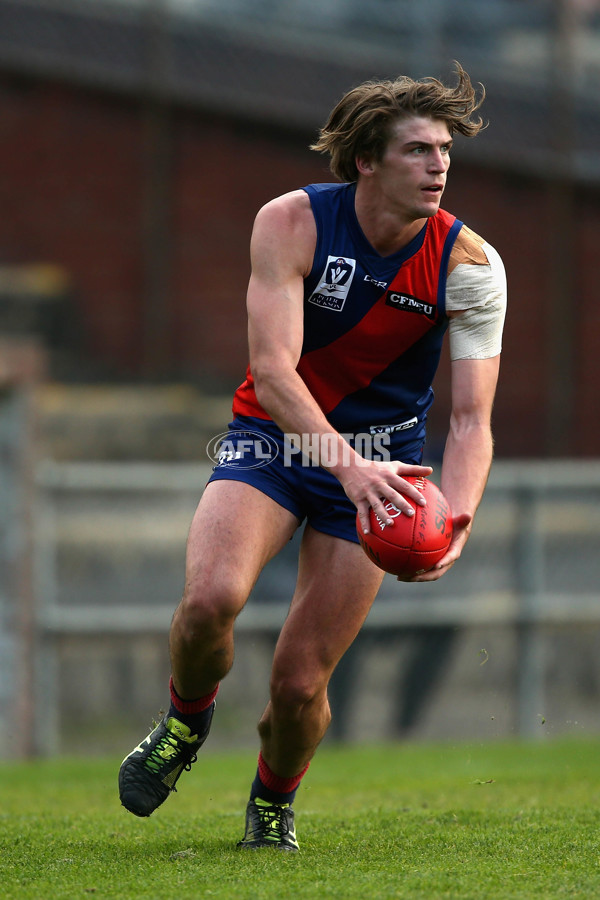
[0,0,599,758]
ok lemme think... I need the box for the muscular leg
[119,478,300,820]
[169,480,300,700]
[257,526,385,777]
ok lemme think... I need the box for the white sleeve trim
[446,241,507,360]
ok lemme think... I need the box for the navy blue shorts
[206,415,426,544]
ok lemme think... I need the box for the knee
[177,573,246,634]
[269,667,329,717]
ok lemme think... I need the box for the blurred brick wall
[0,79,145,372]
[170,114,330,384]
[0,76,598,456]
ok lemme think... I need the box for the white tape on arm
[446,242,507,360]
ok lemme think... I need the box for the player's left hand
[398,512,472,582]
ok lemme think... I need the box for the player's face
[371,116,452,220]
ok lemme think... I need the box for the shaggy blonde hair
[311,62,485,182]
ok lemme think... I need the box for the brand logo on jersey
[385,291,436,320]
[307,256,356,311]
[364,275,388,290]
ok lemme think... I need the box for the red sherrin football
[356,476,453,578]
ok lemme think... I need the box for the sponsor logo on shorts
[369,417,418,435]
[307,256,356,311]
[385,291,436,320]
[207,431,279,469]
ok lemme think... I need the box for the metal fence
[24,457,600,756]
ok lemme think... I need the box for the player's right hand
[337,458,433,535]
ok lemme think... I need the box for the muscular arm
[403,228,506,582]
[246,191,431,532]
[410,355,500,582]
[246,192,317,435]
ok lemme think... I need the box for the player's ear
[355,154,375,176]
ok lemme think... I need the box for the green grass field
[1,739,599,899]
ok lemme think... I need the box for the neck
[354,187,427,256]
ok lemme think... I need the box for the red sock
[250,751,310,804]
[168,676,218,736]
[169,676,218,714]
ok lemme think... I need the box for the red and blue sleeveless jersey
[232,182,463,434]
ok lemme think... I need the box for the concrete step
[35,383,233,461]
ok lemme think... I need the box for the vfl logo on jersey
[385,291,436,320]
[307,256,356,311]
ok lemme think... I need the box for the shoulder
[253,190,315,239]
[449,224,501,271]
[250,190,317,278]
[446,225,506,312]
[445,225,507,360]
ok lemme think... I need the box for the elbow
[253,380,272,413]
[448,412,494,447]
[448,419,495,464]
[249,342,301,414]
[449,415,492,440]
[252,357,285,412]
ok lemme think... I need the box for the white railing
[31,459,600,752]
